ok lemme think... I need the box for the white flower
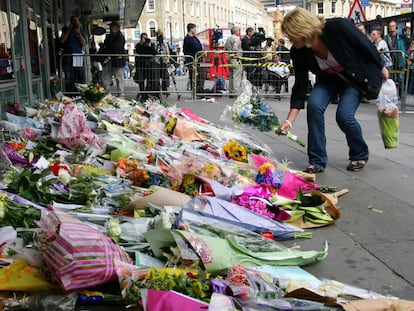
[238,93,251,104]
[107,218,121,241]
[58,169,72,185]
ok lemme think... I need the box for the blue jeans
[307,76,369,170]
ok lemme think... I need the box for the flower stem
[276,128,306,147]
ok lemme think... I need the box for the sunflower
[222,140,248,162]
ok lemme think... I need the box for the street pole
[169,16,172,44]
[182,0,186,38]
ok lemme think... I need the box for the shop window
[0,2,13,82]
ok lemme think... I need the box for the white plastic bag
[375,79,399,149]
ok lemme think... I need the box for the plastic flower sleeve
[175,208,289,250]
[375,79,399,149]
[36,208,132,291]
[147,229,328,274]
[184,196,303,240]
[0,259,57,292]
[141,289,209,311]
[57,104,106,152]
[3,292,77,311]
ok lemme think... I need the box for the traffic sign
[360,0,369,7]
[348,0,366,23]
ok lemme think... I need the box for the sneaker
[303,165,324,174]
[346,160,367,171]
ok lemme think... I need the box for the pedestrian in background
[384,20,405,97]
[241,27,258,86]
[100,21,126,97]
[276,38,291,92]
[89,41,102,84]
[406,38,414,94]
[262,37,276,93]
[134,33,150,98]
[402,26,411,52]
[183,23,204,92]
[155,30,171,96]
[277,8,388,173]
[355,23,371,41]
[59,15,87,93]
[371,29,393,70]
[224,26,242,98]
[266,53,290,99]
[135,35,157,100]
[276,38,290,65]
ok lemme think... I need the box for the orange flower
[117,158,139,173]
[8,142,25,151]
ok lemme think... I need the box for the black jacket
[290,18,384,109]
[101,31,126,68]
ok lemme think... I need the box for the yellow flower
[165,117,177,135]
[222,140,247,162]
[258,162,274,174]
[182,175,195,187]
[203,162,215,174]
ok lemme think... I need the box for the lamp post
[182,0,186,38]
[169,16,173,44]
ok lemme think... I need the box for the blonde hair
[282,8,325,47]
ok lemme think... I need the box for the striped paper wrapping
[37,208,132,291]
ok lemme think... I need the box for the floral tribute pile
[0,90,410,311]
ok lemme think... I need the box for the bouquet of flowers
[221,80,305,147]
[222,140,248,163]
[0,192,42,229]
[79,83,107,105]
[223,80,280,132]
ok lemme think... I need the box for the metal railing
[193,50,292,99]
[59,53,192,100]
[58,50,414,114]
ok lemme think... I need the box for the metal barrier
[194,50,292,100]
[403,50,414,113]
[59,53,192,100]
[59,51,292,101]
[381,50,409,113]
[58,49,413,111]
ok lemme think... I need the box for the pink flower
[21,128,39,140]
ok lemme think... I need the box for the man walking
[100,21,126,97]
[224,26,242,97]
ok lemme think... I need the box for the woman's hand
[381,66,389,81]
[276,108,299,135]
[276,119,292,135]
